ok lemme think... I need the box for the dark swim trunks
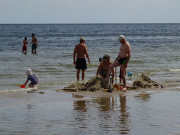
[118,58,127,65]
[32,44,37,50]
[75,58,87,70]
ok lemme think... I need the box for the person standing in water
[22,37,28,54]
[73,37,91,81]
[30,33,38,54]
[105,35,131,90]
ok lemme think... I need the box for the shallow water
[0,89,180,135]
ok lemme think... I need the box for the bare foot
[122,87,127,91]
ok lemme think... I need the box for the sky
[0,0,180,24]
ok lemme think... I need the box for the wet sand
[0,87,180,135]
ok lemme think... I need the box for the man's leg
[105,60,120,83]
[82,70,85,81]
[120,65,126,88]
[76,69,80,81]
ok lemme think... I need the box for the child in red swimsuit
[22,37,28,54]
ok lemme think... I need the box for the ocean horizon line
[0,22,180,25]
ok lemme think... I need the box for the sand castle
[62,74,163,92]
[133,73,162,89]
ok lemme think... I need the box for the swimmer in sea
[30,33,38,54]
[22,37,28,54]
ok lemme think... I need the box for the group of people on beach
[22,34,131,90]
[22,33,38,54]
[73,35,131,90]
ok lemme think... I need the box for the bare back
[74,43,87,58]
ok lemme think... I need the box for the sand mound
[133,73,162,88]
[63,76,109,92]
[62,74,162,92]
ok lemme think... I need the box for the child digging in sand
[23,69,38,88]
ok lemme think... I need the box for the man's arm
[96,62,103,76]
[35,38,38,45]
[73,47,76,65]
[125,44,131,67]
[85,46,90,64]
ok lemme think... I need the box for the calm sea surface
[0,24,180,135]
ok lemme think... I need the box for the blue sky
[0,0,179,24]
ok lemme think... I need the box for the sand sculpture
[133,73,162,89]
[62,74,162,92]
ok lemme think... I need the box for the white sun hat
[118,35,125,42]
[26,69,32,76]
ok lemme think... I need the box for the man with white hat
[105,35,131,90]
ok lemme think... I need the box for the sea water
[0,23,180,92]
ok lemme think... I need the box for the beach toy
[127,72,132,77]
[113,84,119,89]
[117,86,123,90]
[18,85,26,88]
[126,81,133,87]
[104,89,109,92]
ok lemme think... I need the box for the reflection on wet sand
[119,95,130,134]
[73,100,87,112]
[72,94,130,134]
[134,92,151,101]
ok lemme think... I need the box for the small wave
[130,60,144,64]
[0,87,38,93]
[166,69,180,72]
[40,81,71,85]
